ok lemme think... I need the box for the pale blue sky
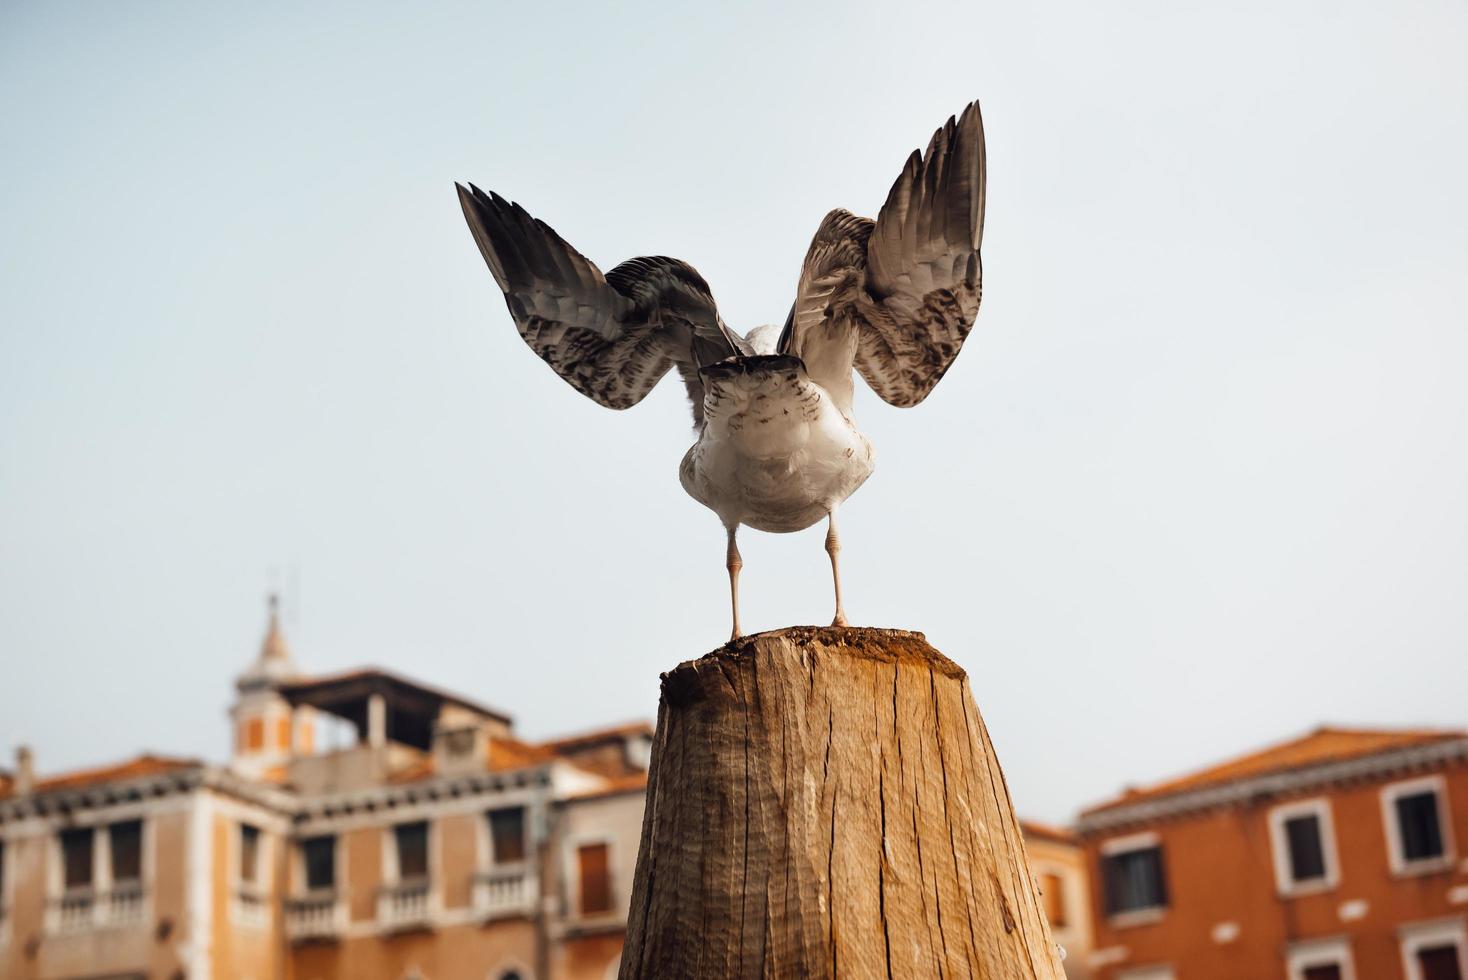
[2,0,1465,822]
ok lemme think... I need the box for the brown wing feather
[456,184,738,421]
[781,101,986,409]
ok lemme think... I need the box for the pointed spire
[236,592,298,693]
[261,592,290,662]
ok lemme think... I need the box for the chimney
[15,745,35,794]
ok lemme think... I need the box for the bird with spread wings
[458,101,986,639]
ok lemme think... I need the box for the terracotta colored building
[0,599,650,980]
[1077,726,1468,980]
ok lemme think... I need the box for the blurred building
[1077,726,1468,980]
[1022,819,1095,980]
[0,598,650,980]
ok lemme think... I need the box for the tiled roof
[542,721,654,752]
[489,736,557,770]
[563,772,649,802]
[0,754,199,799]
[384,736,558,784]
[1020,819,1077,845]
[1083,725,1467,816]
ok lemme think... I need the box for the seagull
[457,102,985,640]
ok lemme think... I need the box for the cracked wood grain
[621,626,1064,980]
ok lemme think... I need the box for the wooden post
[620,627,1066,979]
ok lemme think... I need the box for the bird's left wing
[457,184,742,422]
[780,101,986,410]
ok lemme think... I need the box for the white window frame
[383,819,435,886]
[1100,831,1167,927]
[229,821,270,928]
[1399,918,1468,980]
[480,804,532,869]
[1269,798,1341,897]
[1381,775,1456,876]
[1286,935,1357,980]
[294,832,342,897]
[233,822,269,890]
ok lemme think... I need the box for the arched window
[489,960,533,980]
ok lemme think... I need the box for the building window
[1287,936,1356,980]
[276,716,292,751]
[109,820,142,885]
[488,807,527,864]
[1397,794,1446,861]
[1100,835,1167,918]
[1415,947,1464,980]
[240,824,262,885]
[1383,776,1455,874]
[246,717,265,752]
[1269,799,1339,895]
[394,822,429,882]
[576,842,613,916]
[1400,920,1467,980]
[301,835,336,892]
[60,828,94,890]
[1039,871,1066,927]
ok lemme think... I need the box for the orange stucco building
[1077,726,1468,980]
[0,599,650,980]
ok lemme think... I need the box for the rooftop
[541,721,654,751]
[0,753,200,800]
[277,666,514,751]
[1082,725,1467,818]
[1019,819,1077,845]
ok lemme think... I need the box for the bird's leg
[825,509,848,628]
[726,525,744,641]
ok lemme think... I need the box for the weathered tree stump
[619,626,1065,979]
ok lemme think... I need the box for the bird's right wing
[780,102,986,411]
[456,184,743,422]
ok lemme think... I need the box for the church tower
[229,594,311,777]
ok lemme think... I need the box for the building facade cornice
[0,766,206,824]
[289,764,556,825]
[1077,736,1468,837]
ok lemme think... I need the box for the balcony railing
[474,867,538,920]
[233,885,269,928]
[49,883,147,934]
[103,882,146,925]
[378,878,432,930]
[286,892,343,941]
[54,890,95,934]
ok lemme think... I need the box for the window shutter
[578,842,613,915]
[489,807,527,864]
[109,820,143,883]
[240,824,261,884]
[395,822,429,880]
[61,828,94,889]
[1039,872,1066,927]
[1284,814,1326,881]
[1396,792,1445,862]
